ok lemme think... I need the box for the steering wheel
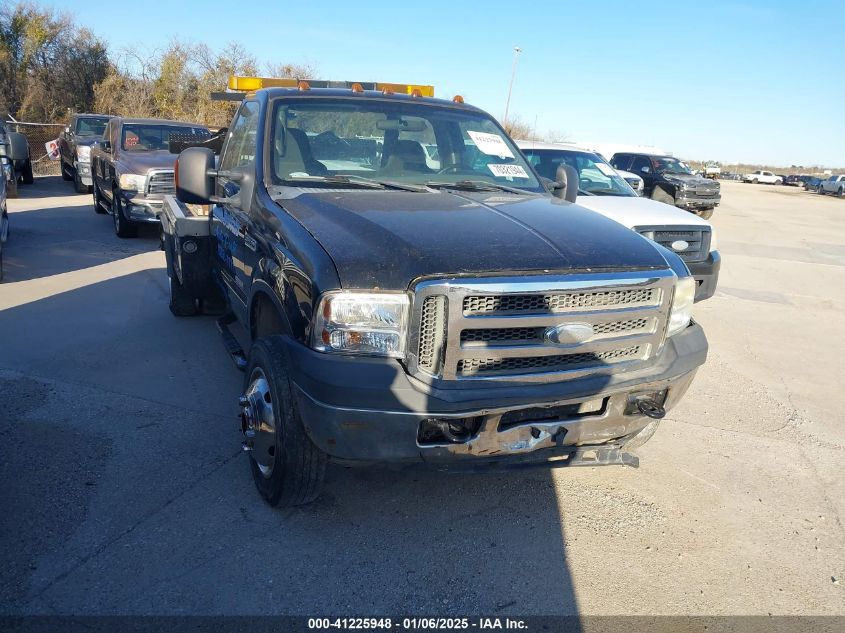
[437,164,475,176]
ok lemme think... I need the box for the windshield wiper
[424,180,534,195]
[279,174,426,192]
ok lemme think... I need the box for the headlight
[311,292,409,357]
[667,277,696,337]
[76,145,91,161]
[709,228,718,252]
[118,173,146,191]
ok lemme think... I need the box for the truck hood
[117,150,176,174]
[661,173,718,189]
[575,194,712,230]
[279,190,669,289]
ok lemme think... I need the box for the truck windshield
[122,124,210,152]
[653,157,693,175]
[76,117,110,137]
[269,98,544,193]
[521,148,636,197]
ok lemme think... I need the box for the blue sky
[51,0,844,166]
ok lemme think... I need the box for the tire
[61,161,73,181]
[92,182,107,214]
[243,336,327,507]
[6,177,17,199]
[838,187,844,198]
[73,168,87,194]
[650,185,675,206]
[168,276,199,316]
[695,208,714,220]
[775,179,782,186]
[112,188,138,238]
[21,160,33,185]
[752,178,758,184]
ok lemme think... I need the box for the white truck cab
[743,170,782,185]
[517,140,720,301]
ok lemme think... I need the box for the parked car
[0,158,7,281]
[783,175,804,187]
[610,152,720,219]
[59,113,112,193]
[742,170,782,185]
[0,121,34,197]
[90,117,211,237]
[518,141,720,302]
[161,81,708,507]
[817,174,845,196]
[616,169,644,194]
[801,176,823,190]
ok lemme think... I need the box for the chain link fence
[6,121,65,176]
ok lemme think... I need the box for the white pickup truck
[517,141,720,302]
[817,174,845,196]
[743,170,782,185]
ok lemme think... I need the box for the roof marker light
[452,95,464,103]
[411,88,422,98]
[297,80,311,91]
[351,83,364,93]
[382,87,394,95]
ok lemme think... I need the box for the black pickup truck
[0,121,34,198]
[162,83,707,507]
[610,153,721,220]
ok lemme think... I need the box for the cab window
[220,101,260,171]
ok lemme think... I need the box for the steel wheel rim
[242,368,277,478]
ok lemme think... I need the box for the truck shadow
[0,269,586,619]
[2,176,160,283]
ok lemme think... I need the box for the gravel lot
[1,178,842,615]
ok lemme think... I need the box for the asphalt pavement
[1,177,842,615]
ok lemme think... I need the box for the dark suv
[611,153,720,219]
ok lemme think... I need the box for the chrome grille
[146,170,175,196]
[409,271,675,382]
[638,226,711,263]
[463,288,659,315]
[458,346,644,377]
[461,318,653,346]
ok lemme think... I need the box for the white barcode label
[488,164,529,179]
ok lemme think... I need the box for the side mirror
[551,164,579,203]
[176,147,216,204]
[65,126,71,134]
[640,166,650,173]
[8,132,29,161]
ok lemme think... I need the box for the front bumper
[75,161,92,186]
[118,190,164,223]
[284,323,708,465]
[675,193,720,210]
[687,250,721,302]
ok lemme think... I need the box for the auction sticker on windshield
[467,131,514,158]
[488,164,529,178]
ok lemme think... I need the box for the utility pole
[503,46,522,127]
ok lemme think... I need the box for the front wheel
[838,187,844,198]
[242,336,327,507]
[112,189,138,238]
[752,178,758,184]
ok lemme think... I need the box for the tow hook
[635,397,666,419]
[239,395,255,451]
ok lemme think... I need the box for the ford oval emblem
[671,240,690,252]
[544,322,595,346]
